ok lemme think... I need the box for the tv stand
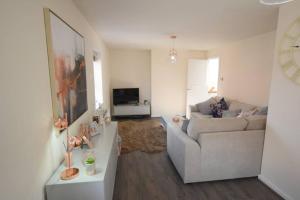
[113,103,150,116]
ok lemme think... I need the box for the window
[93,56,103,110]
[207,58,219,93]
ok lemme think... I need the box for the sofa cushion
[190,112,212,119]
[245,115,267,130]
[256,106,268,115]
[219,97,229,110]
[189,105,199,112]
[222,109,241,118]
[213,96,232,106]
[187,117,248,140]
[237,109,257,118]
[210,97,230,118]
[229,100,256,112]
[210,103,223,118]
[196,97,217,115]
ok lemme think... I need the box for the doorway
[186,58,219,118]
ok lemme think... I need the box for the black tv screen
[113,88,139,105]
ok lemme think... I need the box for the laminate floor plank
[113,151,283,200]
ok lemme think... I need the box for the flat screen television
[113,88,139,105]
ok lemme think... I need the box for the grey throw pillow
[196,98,216,115]
[181,119,190,133]
[256,106,268,115]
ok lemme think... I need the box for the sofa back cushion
[245,115,267,130]
[187,117,248,140]
[229,100,256,112]
[255,106,268,115]
[196,97,216,115]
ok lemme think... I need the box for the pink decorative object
[57,113,79,180]
[64,152,73,167]
[82,136,93,149]
[54,113,68,131]
[79,124,92,142]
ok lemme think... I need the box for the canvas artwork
[44,9,88,125]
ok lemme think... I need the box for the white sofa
[166,98,267,183]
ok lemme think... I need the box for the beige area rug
[118,119,166,154]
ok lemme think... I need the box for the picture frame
[44,8,88,126]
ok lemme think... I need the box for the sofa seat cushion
[245,115,267,130]
[190,112,212,119]
[222,110,241,118]
[187,117,248,140]
[229,100,256,112]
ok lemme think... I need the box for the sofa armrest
[167,122,201,183]
[197,130,265,179]
[186,105,198,119]
[190,105,198,112]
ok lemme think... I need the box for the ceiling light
[259,0,295,5]
[169,35,177,64]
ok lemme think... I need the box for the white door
[186,59,210,118]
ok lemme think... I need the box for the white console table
[113,103,150,116]
[46,122,118,200]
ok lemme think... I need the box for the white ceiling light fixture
[259,0,294,5]
[169,35,177,64]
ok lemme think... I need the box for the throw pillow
[256,106,268,115]
[210,97,229,118]
[222,109,241,118]
[181,119,190,133]
[196,97,216,115]
[210,103,223,118]
[219,97,229,110]
[237,108,257,118]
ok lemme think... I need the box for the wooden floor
[113,150,283,200]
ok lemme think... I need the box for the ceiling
[73,0,279,50]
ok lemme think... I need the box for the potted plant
[84,154,96,175]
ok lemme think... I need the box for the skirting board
[258,175,294,200]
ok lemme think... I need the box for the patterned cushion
[219,98,229,110]
[210,103,223,118]
[210,97,229,118]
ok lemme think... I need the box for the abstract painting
[44,9,88,125]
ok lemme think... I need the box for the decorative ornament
[278,17,300,85]
[169,35,177,64]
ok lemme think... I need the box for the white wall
[0,0,110,199]
[208,31,276,106]
[259,1,300,200]
[110,49,151,104]
[151,49,207,117]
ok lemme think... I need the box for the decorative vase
[85,163,96,175]
[82,149,96,175]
